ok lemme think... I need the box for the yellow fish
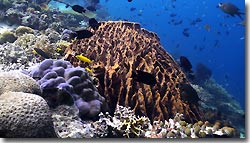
[85,67,93,73]
[56,47,62,52]
[75,54,92,63]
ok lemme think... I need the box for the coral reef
[29,59,107,119]
[0,91,56,137]
[52,105,237,138]
[192,79,245,135]
[0,70,41,95]
[0,42,35,71]
[64,21,202,123]
[15,25,34,37]
[0,30,17,44]
[52,105,109,138]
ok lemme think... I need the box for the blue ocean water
[98,0,245,110]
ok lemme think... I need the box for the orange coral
[64,21,202,123]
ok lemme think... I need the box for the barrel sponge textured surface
[0,71,41,95]
[64,21,202,123]
[0,91,55,137]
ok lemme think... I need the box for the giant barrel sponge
[64,21,203,123]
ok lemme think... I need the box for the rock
[0,91,56,137]
[0,71,41,95]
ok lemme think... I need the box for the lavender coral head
[29,59,107,119]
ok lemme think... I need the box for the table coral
[64,21,202,123]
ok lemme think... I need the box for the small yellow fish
[85,67,93,73]
[32,50,37,54]
[56,47,62,52]
[75,54,92,63]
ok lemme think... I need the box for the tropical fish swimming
[218,2,244,20]
[131,70,156,85]
[53,0,97,18]
[71,5,86,13]
[75,54,92,63]
[70,29,94,39]
[179,56,193,73]
[85,67,93,73]
[33,48,51,59]
[89,18,100,30]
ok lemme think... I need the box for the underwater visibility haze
[0,0,246,139]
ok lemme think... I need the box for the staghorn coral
[64,21,202,123]
[0,91,56,137]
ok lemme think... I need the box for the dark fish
[132,70,156,85]
[180,83,200,105]
[182,31,189,37]
[89,18,100,30]
[128,0,132,2]
[33,48,51,59]
[130,7,136,11]
[71,29,94,39]
[72,5,86,13]
[195,18,202,22]
[170,13,177,17]
[218,2,244,20]
[86,6,96,12]
[179,56,192,73]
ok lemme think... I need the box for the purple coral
[29,59,107,119]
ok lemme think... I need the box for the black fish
[130,7,136,11]
[71,29,94,39]
[182,28,190,37]
[86,6,96,12]
[128,0,132,2]
[89,18,100,30]
[72,5,86,13]
[179,56,192,73]
[131,70,156,85]
[180,83,200,105]
[33,48,51,59]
